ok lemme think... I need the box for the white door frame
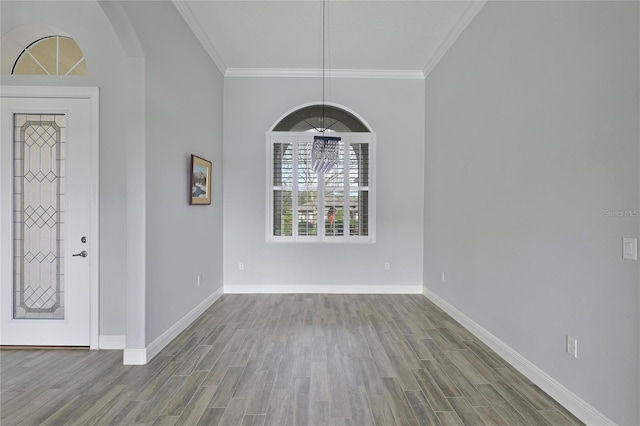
[0,86,99,349]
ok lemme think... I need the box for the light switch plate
[623,238,637,261]
[567,336,578,358]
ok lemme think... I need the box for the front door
[1,93,95,346]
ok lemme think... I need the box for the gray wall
[224,77,424,290]
[1,0,138,337]
[423,2,639,424]
[122,1,224,345]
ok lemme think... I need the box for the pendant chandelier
[311,0,341,174]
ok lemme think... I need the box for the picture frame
[190,154,212,205]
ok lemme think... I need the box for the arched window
[12,35,87,76]
[272,104,370,132]
[268,104,375,243]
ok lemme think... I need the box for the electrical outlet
[441,272,445,283]
[197,275,201,286]
[567,336,578,358]
[384,262,390,271]
[239,262,244,271]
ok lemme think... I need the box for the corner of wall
[127,286,223,365]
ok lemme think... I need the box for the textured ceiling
[174,1,486,77]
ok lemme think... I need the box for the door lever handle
[72,251,88,258]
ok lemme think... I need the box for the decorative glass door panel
[13,114,66,319]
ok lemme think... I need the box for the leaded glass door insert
[13,114,66,319]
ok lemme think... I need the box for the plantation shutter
[268,132,374,243]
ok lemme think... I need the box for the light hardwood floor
[1,294,583,425]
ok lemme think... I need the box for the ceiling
[173,1,486,78]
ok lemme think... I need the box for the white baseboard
[99,335,126,350]
[143,286,224,364]
[224,284,423,294]
[123,348,146,365]
[423,288,616,426]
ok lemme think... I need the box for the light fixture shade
[312,136,341,173]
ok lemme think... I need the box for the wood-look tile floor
[1,294,583,425]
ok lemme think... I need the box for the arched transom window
[268,104,375,243]
[12,35,87,76]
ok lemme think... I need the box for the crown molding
[173,0,484,80]
[172,0,227,75]
[225,68,425,80]
[423,0,487,78]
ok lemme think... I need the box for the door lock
[81,236,87,243]
[72,251,88,258]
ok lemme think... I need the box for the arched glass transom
[12,35,87,76]
[273,105,370,133]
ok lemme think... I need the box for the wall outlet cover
[622,238,637,261]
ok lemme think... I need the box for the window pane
[349,190,369,236]
[14,114,66,319]
[58,37,85,75]
[273,143,292,186]
[349,143,369,187]
[273,190,292,236]
[27,37,58,75]
[273,105,370,132]
[298,142,318,236]
[324,142,344,188]
[66,59,87,76]
[323,142,344,237]
[13,53,48,75]
[298,190,317,236]
[325,191,344,236]
[349,143,368,236]
[297,142,317,187]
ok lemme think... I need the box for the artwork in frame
[190,154,212,205]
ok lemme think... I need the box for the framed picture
[190,154,212,205]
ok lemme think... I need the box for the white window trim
[266,131,376,244]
